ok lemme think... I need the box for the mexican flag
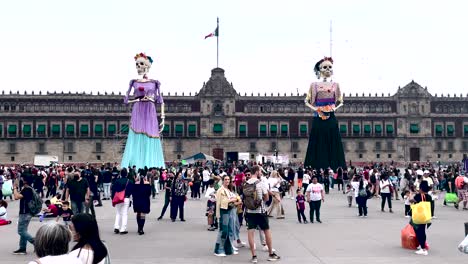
[204,26,219,39]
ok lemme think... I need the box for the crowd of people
[0,160,467,262]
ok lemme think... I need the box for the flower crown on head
[323,57,333,64]
[134,52,153,64]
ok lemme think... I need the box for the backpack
[243,180,262,210]
[358,188,367,197]
[27,187,43,215]
[279,180,290,193]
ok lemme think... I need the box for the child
[345,184,354,207]
[205,179,217,231]
[0,200,12,226]
[403,190,411,218]
[56,201,73,226]
[50,193,63,207]
[41,200,59,220]
[296,189,307,223]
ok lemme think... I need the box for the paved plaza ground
[1,189,467,264]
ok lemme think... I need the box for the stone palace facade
[0,68,467,166]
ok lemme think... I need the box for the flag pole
[217,17,219,68]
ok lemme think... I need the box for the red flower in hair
[138,86,145,92]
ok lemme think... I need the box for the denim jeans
[71,200,86,215]
[18,214,34,250]
[103,183,111,199]
[214,209,234,255]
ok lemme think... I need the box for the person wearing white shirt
[379,172,393,213]
[202,168,211,193]
[302,171,311,193]
[305,176,325,223]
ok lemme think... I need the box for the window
[386,141,393,150]
[464,125,468,137]
[410,123,419,134]
[449,154,453,159]
[359,153,363,159]
[188,124,196,137]
[175,124,184,137]
[388,153,392,159]
[270,124,277,137]
[96,142,102,153]
[375,124,382,136]
[0,124,2,137]
[80,124,89,137]
[447,124,454,137]
[97,155,101,161]
[250,154,255,159]
[66,142,74,153]
[293,154,297,158]
[291,142,299,152]
[11,156,15,162]
[37,143,46,154]
[353,124,360,136]
[23,124,31,137]
[68,156,73,161]
[435,124,443,137]
[376,153,380,159]
[121,124,129,134]
[52,124,61,137]
[175,141,183,152]
[213,123,223,134]
[358,142,365,150]
[8,143,16,153]
[364,124,371,135]
[300,124,308,137]
[375,141,381,150]
[271,142,277,152]
[162,124,170,137]
[8,124,17,137]
[249,142,256,151]
[447,141,454,151]
[259,124,267,137]
[66,124,75,137]
[437,154,441,159]
[386,124,394,135]
[281,124,288,137]
[94,124,103,137]
[239,124,246,137]
[436,141,442,151]
[462,141,468,150]
[37,124,46,137]
[108,124,116,137]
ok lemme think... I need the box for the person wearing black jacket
[411,180,433,256]
[102,168,112,200]
[112,169,133,235]
[157,173,173,220]
[170,171,188,222]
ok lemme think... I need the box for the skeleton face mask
[320,60,333,78]
[135,57,151,76]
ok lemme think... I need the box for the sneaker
[232,246,239,251]
[268,252,281,261]
[405,215,410,218]
[214,253,226,257]
[364,215,368,218]
[262,245,276,252]
[114,229,120,234]
[233,251,239,255]
[12,249,27,255]
[237,241,247,248]
[415,249,428,256]
[432,216,437,219]
[317,220,322,223]
[251,256,258,263]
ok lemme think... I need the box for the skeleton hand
[159,119,165,134]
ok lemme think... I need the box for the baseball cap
[416,169,424,176]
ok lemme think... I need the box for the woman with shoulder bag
[213,176,237,257]
[410,181,433,256]
[111,168,133,235]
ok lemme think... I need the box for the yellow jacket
[215,186,231,217]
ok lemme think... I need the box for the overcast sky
[1,0,467,97]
